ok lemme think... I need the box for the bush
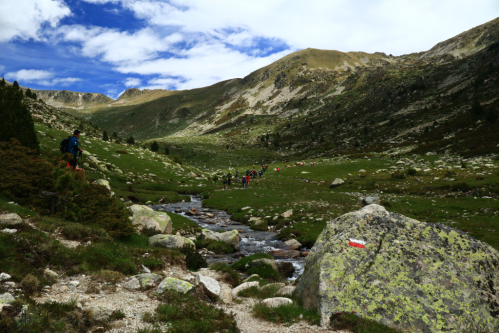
[180,245,207,271]
[247,263,282,282]
[195,239,235,254]
[407,168,417,176]
[252,303,320,325]
[20,274,40,295]
[390,170,406,179]
[450,182,471,192]
[151,141,159,152]
[232,253,273,271]
[146,291,238,332]
[330,311,403,333]
[77,243,137,275]
[91,270,125,283]
[210,263,241,287]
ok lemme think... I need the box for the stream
[151,196,306,280]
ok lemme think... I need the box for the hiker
[223,175,228,190]
[246,174,251,188]
[69,130,84,174]
[235,170,239,181]
[252,169,257,179]
[242,175,247,189]
[246,169,250,176]
[277,167,280,173]
[259,170,263,178]
[227,172,232,186]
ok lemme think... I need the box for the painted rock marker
[348,238,366,249]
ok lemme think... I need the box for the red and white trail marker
[348,238,366,249]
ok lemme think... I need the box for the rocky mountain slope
[26,17,499,158]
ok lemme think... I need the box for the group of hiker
[221,164,270,190]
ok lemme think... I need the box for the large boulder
[262,297,293,308]
[149,234,195,249]
[329,178,344,188]
[130,205,173,234]
[200,229,240,251]
[0,213,22,226]
[123,273,163,290]
[231,281,259,298]
[295,204,499,332]
[195,274,220,298]
[156,277,193,294]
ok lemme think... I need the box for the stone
[284,239,302,250]
[329,178,345,188]
[360,196,380,206]
[130,205,173,234]
[156,278,194,294]
[124,273,162,290]
[281,209,293,218]
[231,281,259,298]
[123,277,141,291]
[44,268,59,279]
[196,274,220,298]
[69,281,80,288]
[200,229,240,251]
[1,229,17,234]
[92,179,112,193]
[276,262,295,278]
[83,305,113,321]
[243,274,260,282]
[149,234,195,249]
[59,286,69,292]
[190,172,197,178]
[262,297,293,308]
[252,258,277,270]
[268,250,301,259]
[262,283,285,291]
[0,213,22,226]
[0,293,14,304]
[219,289,233,304]
[0,273,11,282]
[276,286,296,296]
[295,204,499,331]
[4,282,16,289]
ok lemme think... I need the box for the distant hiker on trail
[227,172,232,186]
[252,169,257,179]
[277,167,280,173]
[235,170,239,181]
[246,169,250,176]
[242,175,247,189]
[223,175,228,190]
[246,174,251,188]
[68,130,84,174]
[259,170,263,178]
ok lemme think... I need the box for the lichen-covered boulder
[124,273,163,290]
[0,292,14,304]
[149,234,195,249]
[200,229,240,251]
[295,204,499,332]
[130,205,173,234]
[156,278,193,294]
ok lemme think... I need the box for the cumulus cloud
[5,69,81,86]
[124,77,141,87]
[0,0,71,42]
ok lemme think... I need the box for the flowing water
[151,196,306,280]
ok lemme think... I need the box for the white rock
[281,209,293,218]
[262,297,293,308]
[284,239,302,250]
[0,213,22,225]
[231,281,259,298]
[44,268,59,279]
[276,286,296,296]
[196,274,220,298]
[1,229,17,234]
[0,273,11,282]
[0,292,15,304]
[69,281,80,288]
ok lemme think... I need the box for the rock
[276,286,296,296]
[83,305,113,321]
[69,281,80,288]
[125,273,162,290]
[59,286,69,292]
[329,178,344,188]
[0,293,14,304]
[241,206,251,211]
[130,205,172,234]
[123,277,141,291]
[0,273,11,282]
[219,289,233,304]
[268,250,301,259]
[195,274,220,298]
[295,204,499,331]
[200,229,240,251]
[149,234,195,249]
[0,229,17,234]
[243,274,260,282]
[44,268,59,279]
[251,258,277,270]
[0,213,22,226]
[262,297,293,308]
[276,262,295,278]
[92,179,112,193]
[190,172,197,178]
[262,283,285,291]
[231,281,259,298]
[360,196,380,206]
[3,282,16,289]
[281,209,293,218]
[284,239,302,250]
[156,278,194,294]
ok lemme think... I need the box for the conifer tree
[126,136,135,144]
[151,141,159,152]
[103,131,109,141]
[0,78,6,87]
[0,84,40,152]
[12,81,19,90]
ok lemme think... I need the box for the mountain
[33,17,499,157]
[34,89,114,109]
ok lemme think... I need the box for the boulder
[295,204,499,331]
[276,286,296,296]
[276,261,295,278]
[281,209,293,218]
[130,205,173,234]
[93,179,111,193]
[360,197,380,206]
[149,234,194,249]
[329,178,344,188]
[243,274,260,282]
[122,277,141,291]
[124,273,163,290]
[262,297,293,308]
[231,281,259,298]
[252,258,277,270]
[200,229,240,251]
[0,293,15,305]
[0,273,11,282]
[262,283,285,291]
[284,239,302,250]
[195,274,220,298]
[0,213,22,226]
[44,268,59,279]
[156,277,194,294]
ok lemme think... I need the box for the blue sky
[1,0,498,99]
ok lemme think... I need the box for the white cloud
[5,69,81,86]
[0,65,5,74]
[0,0,71,42]
[124,77,141,87]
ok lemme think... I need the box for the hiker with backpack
[227,172,232,187]
[62,130,84,174]
[242,175,247,189]
[222,175,228,190]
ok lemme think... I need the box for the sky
[0,0,498,99]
